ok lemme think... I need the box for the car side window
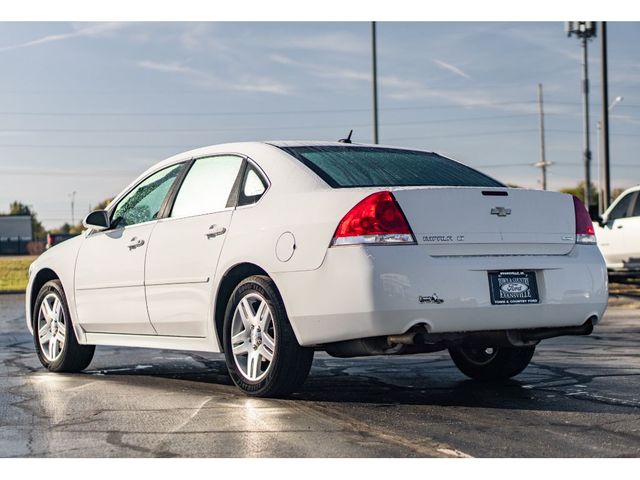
[171,155,243,218]
[631,193,640,218]
[238,165,268,207]
[608,192,635,221]
[111,163,183,229]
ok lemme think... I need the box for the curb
[0,290,24,295]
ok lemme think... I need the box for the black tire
[33,279,95,372]
[448,344,535,381]
[223,275,313,397]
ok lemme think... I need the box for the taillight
[573,195,596,245]
[331,191,416,246]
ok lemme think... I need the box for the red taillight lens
[332,191,416,246]
[572,195,596,244]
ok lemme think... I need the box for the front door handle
[206,225,227,239]
[127,237,145,250]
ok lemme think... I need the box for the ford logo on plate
[500,282,529,294]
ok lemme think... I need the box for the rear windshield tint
[279,145,503,188]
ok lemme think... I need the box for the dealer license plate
[488,271,539,305]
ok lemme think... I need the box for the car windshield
[279,145,503,188]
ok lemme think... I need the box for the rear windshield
[280,145,503,188]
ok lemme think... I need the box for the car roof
[106,140,443,212]
[266,140,433,152]
[152,140,436,172]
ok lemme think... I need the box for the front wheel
[33,279,95,372]
[449,344,535,380]
[223,275,313,397]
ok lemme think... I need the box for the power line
[0,129,638,149]
[0,101,637,118]
[386,128,640,142]
[478,162,640,169]
[0,168,137,177]
[0,125,636,149]
[0,144,190,149]
[0,102,577,117]
[0,113,541,134]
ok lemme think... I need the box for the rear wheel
[223,275,313,397]
[449,345,535,380]
[33,280,95,372]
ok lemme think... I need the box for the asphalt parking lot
[1,292,639,458]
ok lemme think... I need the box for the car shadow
[79,352,636,415]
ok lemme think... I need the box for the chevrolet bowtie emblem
[491,207,511,217]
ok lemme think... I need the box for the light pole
[566,21,597,206]
[535,83,553,190]
[371,21,379,144]
[597,96,623,214]
[69,191,76,225]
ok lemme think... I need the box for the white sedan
[26,141,608,397]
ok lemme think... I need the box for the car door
[597,191,638,269]
[144,155,251,337]
[616,192,640,269]
[74,163,185,334]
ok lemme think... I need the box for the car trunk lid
[392,187,576,256]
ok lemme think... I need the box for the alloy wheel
[37,293,66,362]
[230,293,276,381]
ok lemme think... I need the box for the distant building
[0,215,33,255]
[0,215,32,240]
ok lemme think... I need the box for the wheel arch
[214,262,271,351]
[29,268,60,328]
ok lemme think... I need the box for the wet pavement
[1,293,639,457]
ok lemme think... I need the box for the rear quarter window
[279,145,503,188]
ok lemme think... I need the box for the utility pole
[70,191,76,225]
[566,21,596,206]
[597,120,603,214]
[582,34,592,206]
[597,95,623,214]
[600,21,611,210]
[536,83,548,190]
[371,21,379,144]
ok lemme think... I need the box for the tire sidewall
[223,277,287,395]
[33,280,73,371]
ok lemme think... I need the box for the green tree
[50,223,72,235]
[94,197,113,211]
[559,182,598,206]
[610,188,626,204]
[6,201,46,240]
[50,197,114,235]
[559,183,627,210]
[9,201,32,216]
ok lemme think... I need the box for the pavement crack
[288,400,473,458]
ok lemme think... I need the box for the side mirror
[598,215,607,228]
[83,210,110,231]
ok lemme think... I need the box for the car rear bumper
[273,244,608,346]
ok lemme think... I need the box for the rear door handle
[206,225,227,239]
[127,237,145,250]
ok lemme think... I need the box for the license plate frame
[488,270,539,305]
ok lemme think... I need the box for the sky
[0,21,638,229]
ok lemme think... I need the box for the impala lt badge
[491,206,511,217]
[419,294,444,304]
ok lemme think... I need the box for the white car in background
[26,141,608,397]
[594,185,640,273]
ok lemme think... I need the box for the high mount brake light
[573,195,596,245]
[331,191,416,246]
